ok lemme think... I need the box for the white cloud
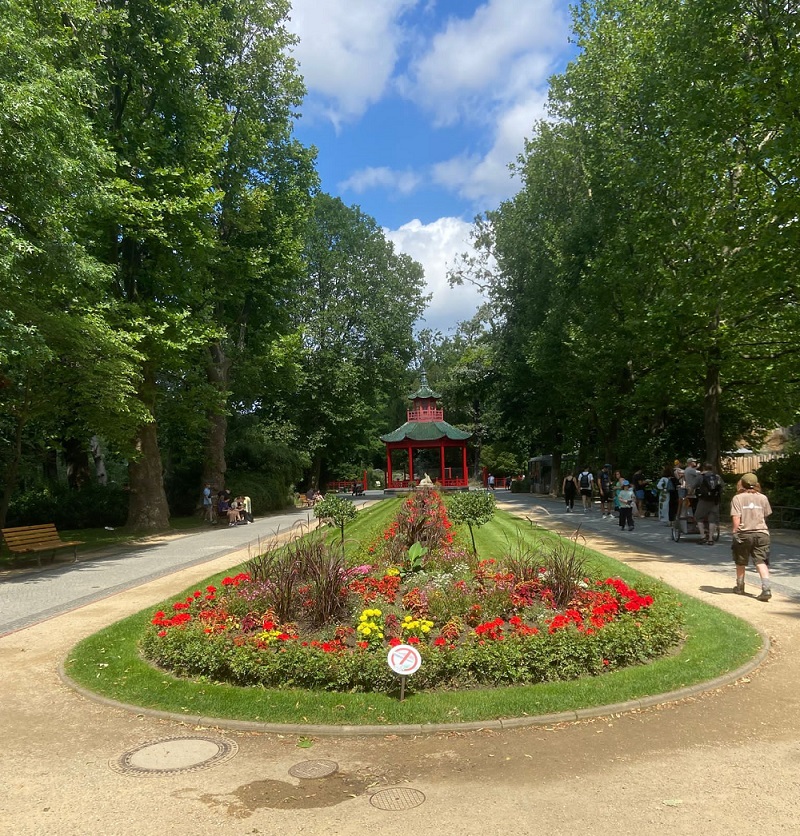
[433,90,550,207]
[286,0,417,126]
[339,166,421,196]
[403,0,569,125]
[385,217,488,333]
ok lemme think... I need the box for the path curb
[58,625,770,737]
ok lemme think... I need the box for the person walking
[656,466,673,525]
[731,473,772,601]
[577,467,594,512]
[631,468,647,518]
[562,472,578,513]
[617,480,635,531]
[683,458,702,515]
[202,483,216,524]
[598,464,614,518]
[695,462,723,544]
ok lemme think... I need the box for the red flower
[158,630,167,638]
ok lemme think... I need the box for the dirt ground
[2,522,800,836]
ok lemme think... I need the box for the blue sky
[286,0,577,333]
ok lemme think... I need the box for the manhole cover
[288,759,339,779]
[369,787,426,811]
[110,735,238,776]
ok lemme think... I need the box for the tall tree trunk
[550,451,562,496]
[201,342,231,493]
[0,413,26,528]
[126,365,170,530]
[63,437,91,489]
[91,436,108,485]
[311,455,322,491]
[42,448,59,482]
[704,356,723,472]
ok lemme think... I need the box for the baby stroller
[671,497,720,542]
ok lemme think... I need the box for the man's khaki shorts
[731,531,770,566]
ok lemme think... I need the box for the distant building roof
[380,420,471,443]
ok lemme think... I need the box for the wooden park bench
[1,524,83,567]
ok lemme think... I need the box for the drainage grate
[369,787,426,811]
[288,759,339,779]
[110,735,238,776]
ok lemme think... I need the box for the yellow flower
[362,626,371,636]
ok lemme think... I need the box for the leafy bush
[6,483,128,528]
[756,454,800,509]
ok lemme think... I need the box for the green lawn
[63,501,763,726]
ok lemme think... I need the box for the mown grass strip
[64,502,762,726]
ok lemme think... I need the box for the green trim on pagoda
[408,370,441,400]
[380,420,472,443]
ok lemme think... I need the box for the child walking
[618,480,635,531]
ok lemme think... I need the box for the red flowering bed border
[141,493,684,693]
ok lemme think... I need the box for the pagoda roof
[380,420,472,443]
[409,370,441,400]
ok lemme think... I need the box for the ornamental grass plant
[66,495,762,725]
[138,490,685,693]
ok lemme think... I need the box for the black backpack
[579,472,591,488]
[697,472,722,500]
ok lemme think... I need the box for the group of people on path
[561,461,773,601]
[202,485,253,526]
[562,464,648,527]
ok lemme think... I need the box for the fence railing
[771,506,800,530]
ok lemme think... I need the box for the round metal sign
[386,643,422,676]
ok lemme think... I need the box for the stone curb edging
[57,625,770,737]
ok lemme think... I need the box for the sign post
[386,643,422,701]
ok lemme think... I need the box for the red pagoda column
[461,445,468,484]
[439,445,445,484]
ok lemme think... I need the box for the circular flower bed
[141,491,684,693]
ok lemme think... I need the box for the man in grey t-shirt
[683,458,702,513]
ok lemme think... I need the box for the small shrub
[447,490,496,554]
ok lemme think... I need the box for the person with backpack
[695,462,723,544]
[577,467,593,512]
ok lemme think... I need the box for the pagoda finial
[409,370,441,401]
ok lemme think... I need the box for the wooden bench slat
[2,523,83,567]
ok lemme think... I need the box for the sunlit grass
[64,503,762,726]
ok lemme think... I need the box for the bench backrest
[2,523,63,551]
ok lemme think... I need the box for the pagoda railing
[386,473,468,490]
[407,407,444,422]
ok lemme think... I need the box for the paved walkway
[2,492,799,835]
[0,499,377,636]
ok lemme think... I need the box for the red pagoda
[380,372,472,490]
